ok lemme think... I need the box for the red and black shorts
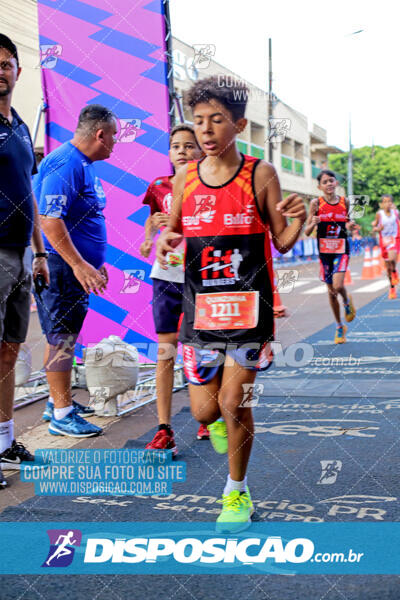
[319,253,349,284]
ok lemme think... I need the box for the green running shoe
[216,488,254,533]
[208,420,228,454]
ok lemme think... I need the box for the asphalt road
[1,255,400,599]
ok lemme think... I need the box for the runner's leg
[155,332,178,425]
[219,360,257,482]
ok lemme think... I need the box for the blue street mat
[1,292,400,599]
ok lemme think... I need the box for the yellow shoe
[334,325,347,344]
[208,420,228,454]
[344,295,356,322]
[389,287,397,300]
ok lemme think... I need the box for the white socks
[49,397,73,421]
[54,406,73,421]
[224,474,247,495]
[0,419,14,453]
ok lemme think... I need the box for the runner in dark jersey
[305,169,356,343]
[157,75,307,532]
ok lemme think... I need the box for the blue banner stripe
[105,245,152,282]
[89,294,128,325]
[141,61,168,85]
[38,0,112,25]
[87,93,152,121]
[89,27,158,63]
[143,0,163,14]
[93,162,148,196]
[127,206,150,226]
[50,58,101,87]
[123,330,157,360]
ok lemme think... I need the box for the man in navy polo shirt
[0,35,50,488]
[34,104,117,438]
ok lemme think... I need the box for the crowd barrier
[272,237,373,265]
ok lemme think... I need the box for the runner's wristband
[34,252,49,259]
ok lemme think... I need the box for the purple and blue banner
[37,0,172,360]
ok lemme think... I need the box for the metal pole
[163,0,175,131]
[268,38,273,163]
[347,115,353,200]
[31,101,45,148]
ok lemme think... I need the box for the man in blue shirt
[35,104,117,438]
[0,35,50,487]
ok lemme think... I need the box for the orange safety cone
[344,268,353,285]
[371,246,381,278]
[361,247,374,280]
[273,273,287,318]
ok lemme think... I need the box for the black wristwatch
[34,252,49,259]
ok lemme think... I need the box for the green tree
[329,145,400,234]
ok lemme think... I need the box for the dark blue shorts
[183,343,273,385]
[319,254,349,284]
[35,253,89,342]
[152,278,183,334]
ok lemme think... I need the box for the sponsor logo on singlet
[182,194,216,226]
[224,204,255,226]
[199,246,243,286]
[162,192,172,214]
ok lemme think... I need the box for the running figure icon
[46,531,77,566]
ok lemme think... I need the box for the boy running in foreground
[305,169,356,344]
[372,194,399,299]
[140,125,204,454]
[157,76,306,531]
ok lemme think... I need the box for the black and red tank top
[317,196,349,255]
[179,154,274,347]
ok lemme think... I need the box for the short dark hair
[317,169,336,183]
[0,34,19,67]
[170,123,200,147]
[76,104,116,134]
[185,75,248,121]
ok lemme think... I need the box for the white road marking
[354,280,388,293]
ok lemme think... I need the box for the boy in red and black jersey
[305,169,356,343]
[157,76,306,532]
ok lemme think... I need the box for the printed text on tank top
[317,196,348,254]
[179,155,274,345]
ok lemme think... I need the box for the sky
[170,0,399,150]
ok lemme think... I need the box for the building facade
[3,7,344,197]
[172,38,345,198]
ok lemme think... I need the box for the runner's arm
[156,166,186,268]
[255,162,306,253]
[371,212,382,232]
[304,199,319,236]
